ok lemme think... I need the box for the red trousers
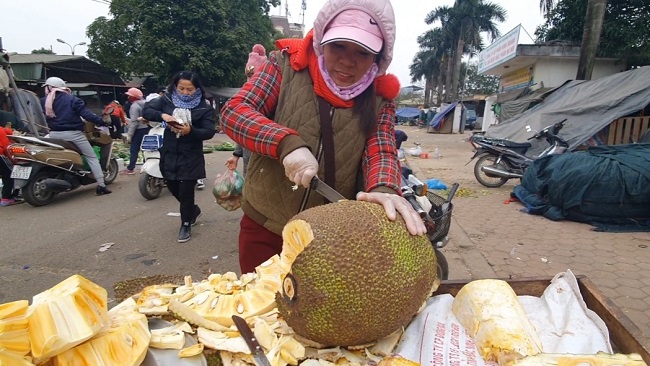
[239,214,283,274]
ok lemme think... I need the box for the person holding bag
[143,71,215,243]
[220,0,426,273]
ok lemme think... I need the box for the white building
[477,26,627,131]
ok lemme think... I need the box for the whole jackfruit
[277,200,438,347]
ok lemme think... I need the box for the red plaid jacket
[220,52,400,194]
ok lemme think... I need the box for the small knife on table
[232,315,272,366]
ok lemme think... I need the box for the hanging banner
[478,25,521,74]
[500,66,533,92]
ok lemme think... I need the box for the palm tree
[425,6,455,102]
[415,27,451,105]
[410,50,437,105]
[427,0,506,101]
[540,0,607,80]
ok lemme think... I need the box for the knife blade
[232,315,271,366]
[310,176,346,203]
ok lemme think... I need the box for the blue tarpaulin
[429,102,458,129]
[396,107,421,118]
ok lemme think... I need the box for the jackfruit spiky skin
[277,200,437,346]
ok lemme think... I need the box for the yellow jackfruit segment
[0,349,34,366]
[52,298,151,366]
[0,329,30,355]
[179,343,204,357]
[377,356,421,366]
[0,300,28,319]
[511,352,647,366]
[28,275,109,360]
[452,279,543,365]
[280,219,314,271]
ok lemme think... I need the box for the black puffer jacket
[142,94,215,180]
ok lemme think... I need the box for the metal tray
[140,318,207,366]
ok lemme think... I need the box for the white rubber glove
[282,147,319,188]
[357,191,427,236]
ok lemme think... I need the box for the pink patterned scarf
[44,86,72,118]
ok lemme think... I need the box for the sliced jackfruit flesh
[52,297,151,366]
[28,274,109,360]
[0,299,30,357]
[168,299,232,332]
[511,352,647,366]
[0,300,28,319]
[179,343,204,358]
[150,325,186,350]
[0,349,34,366]
[280,219,314,271]
[451,279,543,365]
[377,355,422,366]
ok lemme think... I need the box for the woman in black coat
[143,71,215,242]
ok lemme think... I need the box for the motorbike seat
[38,138,82,154]
[496,140,532,149]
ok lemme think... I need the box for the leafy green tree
[86,0,280,87]
[536,0,650,67]
[461,62,499,96]
[31,48,55,55]
[426,0,506,101]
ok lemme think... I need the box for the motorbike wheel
[474,154,510,188]
[23,171,57,207]
[104,159,119,185]
[435,248,449,280]
[139,172,163,200]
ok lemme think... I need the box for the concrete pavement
[398,125,650,343]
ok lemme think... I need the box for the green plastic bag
[212,169,244,211]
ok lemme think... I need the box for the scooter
[137,120,206,200]
[467,119,569,188]
[138,121,165,200]
[6,122,119,206]
[400,165,459,280]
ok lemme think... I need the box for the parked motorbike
[467,118,569,188]
[401,165,459,280]
[138,121,165,200]
[6,122,119,206]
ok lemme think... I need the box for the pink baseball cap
[125,87,143,99]
[321,9,383,54]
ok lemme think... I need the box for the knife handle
[401,187,427,218]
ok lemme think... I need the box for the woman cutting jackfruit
[220,0,426,273]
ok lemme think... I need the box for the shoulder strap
[317,96,336,189]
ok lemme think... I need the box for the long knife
[310,176,346,203]
[231,315,272,366]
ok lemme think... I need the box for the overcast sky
[2,0,544,87]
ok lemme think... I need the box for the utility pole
[301,0,307,26]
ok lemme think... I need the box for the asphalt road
[0,145,244,306]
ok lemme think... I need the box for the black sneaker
[96,185,112,195]
[178,222,191,243]
[190,205,202,226]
